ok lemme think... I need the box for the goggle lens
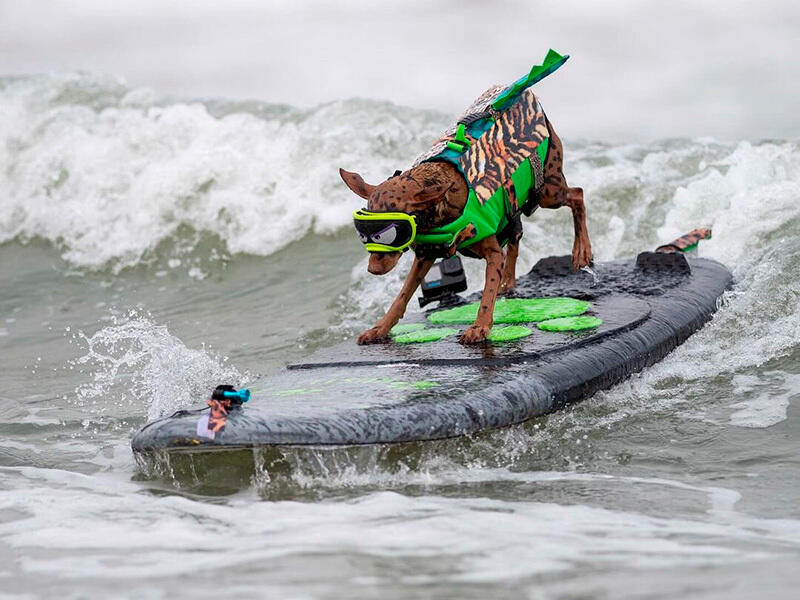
[352,210,416,252]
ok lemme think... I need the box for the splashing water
[73,311,246,420]
[580,264,599,284]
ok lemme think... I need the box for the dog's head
[340,168,451,275]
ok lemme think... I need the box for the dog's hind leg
[357,256,434,345]
[499,241,519,294]
[536,120,593,271]
[565,186,592,269]
[460,236,504,344]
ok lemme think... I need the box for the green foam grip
[487,325,533,342]
[428,297,589,325]
[393,327,459,344]
[537,316,602,332]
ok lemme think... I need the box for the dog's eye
[372,224,398,245]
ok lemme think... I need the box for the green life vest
[412,49,568,257]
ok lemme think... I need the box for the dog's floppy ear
[407,182,453,212]
[339,168,376,200]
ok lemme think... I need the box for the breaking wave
[1,73,799,286]
[0,72,446,270]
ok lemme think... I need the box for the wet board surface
[288,294,649,368]
[132,253,732,452]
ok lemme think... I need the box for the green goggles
[352,209,417,253]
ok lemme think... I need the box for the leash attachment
[198,385,251,439]
[446,123,473,153]
[655,228,712,253]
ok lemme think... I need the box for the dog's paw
[459,324,491,345]
[499,278,516,295]
[357,326,390,345]
[571,241,593,271]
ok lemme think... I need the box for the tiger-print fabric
[413,88,549,213]
[207,398,230,433]
[460,89,548,209]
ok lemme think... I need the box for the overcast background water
[1,1,799,598]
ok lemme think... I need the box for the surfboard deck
[131,252,731,453]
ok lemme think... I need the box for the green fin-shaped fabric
[390,323,426,337]
[538,316,602,332]
[487,325,533,342]
[428,297,589,325]
[492,49,569,111]
[393,327,459,344]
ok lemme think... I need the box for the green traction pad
[486,325,533,342]
[393,327,460,344]
[390,323,427,337]
[428,297,590,325]
[537,316,603,331]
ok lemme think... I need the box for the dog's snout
[368,252,401,275]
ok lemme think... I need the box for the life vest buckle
[446,123,473,154]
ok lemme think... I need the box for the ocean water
[1,68,800,600]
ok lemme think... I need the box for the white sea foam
[2,465,799,584]
[728,373,798,428]
[3,73,799,285]
[0,73,445,271]
[730,395,790,429]
[659,140,800,265]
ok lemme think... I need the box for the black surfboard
[131,251,731,453]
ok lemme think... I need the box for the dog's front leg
[567,187,593,270]
[460,236,504,344]
[357,256,434,345]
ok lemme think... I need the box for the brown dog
[341,104,592,345]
